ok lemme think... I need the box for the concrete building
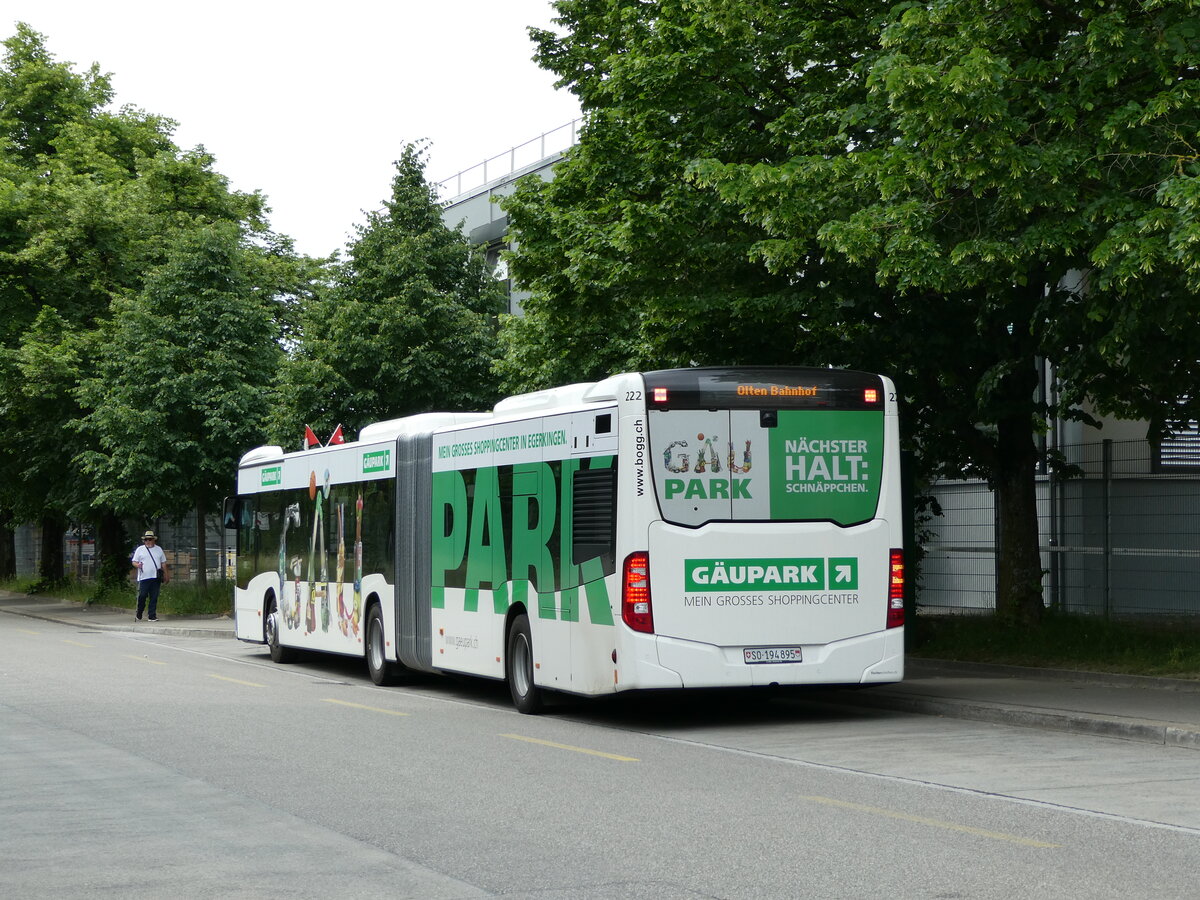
[437,119,580,316]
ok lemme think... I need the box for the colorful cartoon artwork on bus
[287,555,303,629]
[279,503,301,629]
[319,470,331,633]
[728,440,752,473]
[351,492,363,636]
[306,471,321,635]
[663,440,689,472]
[693,434,722,473]
[335,501,348,636]
[664,434,750,474]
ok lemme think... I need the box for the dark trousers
[136,577,161,619]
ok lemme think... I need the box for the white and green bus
[229,367,905,712]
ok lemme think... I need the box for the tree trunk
[0,509,15,579]
[993,415,1044,625]
[96,512,129,587]
[38,511,68,586]
[195,505,207,590]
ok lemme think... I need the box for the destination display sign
[644,366,885,410]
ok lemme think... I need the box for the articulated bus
[228,367,904,712]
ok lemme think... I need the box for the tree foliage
[270,145,506,444]
[504,0,1200,622]
[498,1,872,392]
[0,25,299,581]
[79,224,281,520]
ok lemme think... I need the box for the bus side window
[571,466,617,573]
[223,498,242,530]
[233,497,257,588]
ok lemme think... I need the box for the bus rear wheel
[366,604,398,686]
[506,613,543,715]
[266,600,296,664]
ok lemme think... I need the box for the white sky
[5,1,581,258]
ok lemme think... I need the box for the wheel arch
[504,600,530,644]
[261,588,277,644]
[364,591,385,642]
[504,602,543,714]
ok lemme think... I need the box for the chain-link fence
[921,440,1200,618]
[12,515,233,584]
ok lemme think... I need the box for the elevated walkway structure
[437,119,581,315]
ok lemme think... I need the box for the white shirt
[131,543,167,582]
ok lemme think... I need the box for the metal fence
[12,515,233,584]
[921,439,1200,618]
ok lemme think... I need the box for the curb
[908,658,1200,692]
[810,686,1200,750]
[0,602,233,640]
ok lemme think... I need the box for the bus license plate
[743,646,803,664]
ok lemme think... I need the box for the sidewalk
[811,658,1200,750]
[0,591,234,639]
[4,590,1199,748]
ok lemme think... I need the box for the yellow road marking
[123,654,166,666]
[63,639,93,648]
[321,699,409,716]
[208,674,265,687]
[802,796,1059,848]
[501,733,639,762]
[17,628,40,635]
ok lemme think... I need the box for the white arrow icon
[834,565,853,583]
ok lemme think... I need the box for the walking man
[131,530,169,621]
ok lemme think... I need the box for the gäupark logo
[362,450,391,474]
[685,557,859,592]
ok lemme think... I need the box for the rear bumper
[630,627,904,689]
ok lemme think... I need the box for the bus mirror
[222,498,241,530]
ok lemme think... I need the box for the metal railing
[434,118,582,204]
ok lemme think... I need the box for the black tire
[366,604,398,686]
[266,599,297,664]
[506,613,543,714]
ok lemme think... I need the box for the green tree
[506,0,1200,623]
[0,25,293,584]
[498,0,869,392]
[270,145,505,443]
[0,24,132,582]
[1,309,90,584]
[78,224,282,588]
[696,0,1200,622]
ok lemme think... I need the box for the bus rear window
[648,406,885,527]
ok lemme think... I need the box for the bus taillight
[887,549,904,628]
[622,551,654,633]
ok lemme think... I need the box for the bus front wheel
[506,613,543,715]
[266,600,296,664]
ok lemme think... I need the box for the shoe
[135,615,142,621]
[148,617,158,622]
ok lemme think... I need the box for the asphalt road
[3,618,1198,899]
